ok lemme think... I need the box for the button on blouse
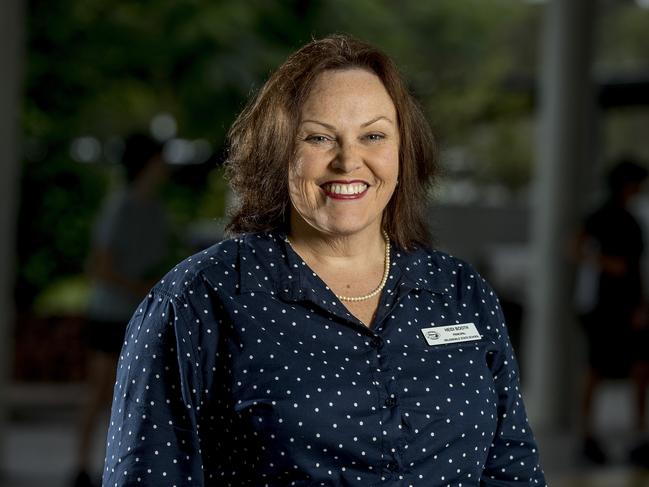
[103,230,546,486]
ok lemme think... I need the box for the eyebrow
[300,116,394,130]
[361,115,393,127]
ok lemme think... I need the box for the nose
[330,140,362,173]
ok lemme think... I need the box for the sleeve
[102,290,205,487]
[477,278,547,486]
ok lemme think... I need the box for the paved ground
[1,381,648,487]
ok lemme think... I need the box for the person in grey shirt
[72,134,171,487]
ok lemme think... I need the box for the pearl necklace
[286,230,391,302]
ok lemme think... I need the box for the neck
[287,216,385,269]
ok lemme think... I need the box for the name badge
[421,322,482,346]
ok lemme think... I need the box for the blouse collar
[238,229,452,301]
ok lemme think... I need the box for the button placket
[385,461,399,473]
[370,336,408,482]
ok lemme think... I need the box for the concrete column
[0,0,25,474]
[524,0,596,429]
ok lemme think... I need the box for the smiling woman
[225,35,436,251]
[290,69,399,239]
[102,35,547,487]
[286,68,401,324]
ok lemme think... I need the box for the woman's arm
[102,290,205,486]
[477,279,547,486]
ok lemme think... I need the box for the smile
[320,181,369,200]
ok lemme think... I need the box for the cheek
[287,165,303,202]
[289,153,318,183]
[288,157,308,190]
[375,146,400,185]
[288,159,320,207]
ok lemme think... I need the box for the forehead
[300,68,396,120]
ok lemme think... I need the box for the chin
[322,219,378,238]
[292,206,382,238]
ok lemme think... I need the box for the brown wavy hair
[224,34,438,250]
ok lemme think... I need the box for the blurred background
[2,0,649,485]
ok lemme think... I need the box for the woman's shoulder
[397,245,484,292]
[400,245,502,316]
[406,246,506,337]
[150,230,281,302]
[150,234,243,300]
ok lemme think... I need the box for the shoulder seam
[149,286,182,302]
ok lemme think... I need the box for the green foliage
[32,275,90,317]
[470,119,534,191]
[596,3,649,73]
[17,153,106,309]
[316,0,538,141]
[20,0,324,309]
[22,0,649,310]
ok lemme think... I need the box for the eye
[304,134,333,144]
[364,133,385,142]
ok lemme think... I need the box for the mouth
[319,180,369,199]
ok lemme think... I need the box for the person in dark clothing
[576,158,649,466]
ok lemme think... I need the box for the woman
[103,35,546,486]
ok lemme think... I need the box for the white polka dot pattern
[102,230,546,486]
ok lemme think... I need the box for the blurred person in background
[72,134,171,487]
[576,158,649,467]
[102,35,546,486]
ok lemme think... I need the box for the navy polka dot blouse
[103,230,546,486]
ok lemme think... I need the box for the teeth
[323,183,368,195]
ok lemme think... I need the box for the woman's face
[289,68,399,239]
